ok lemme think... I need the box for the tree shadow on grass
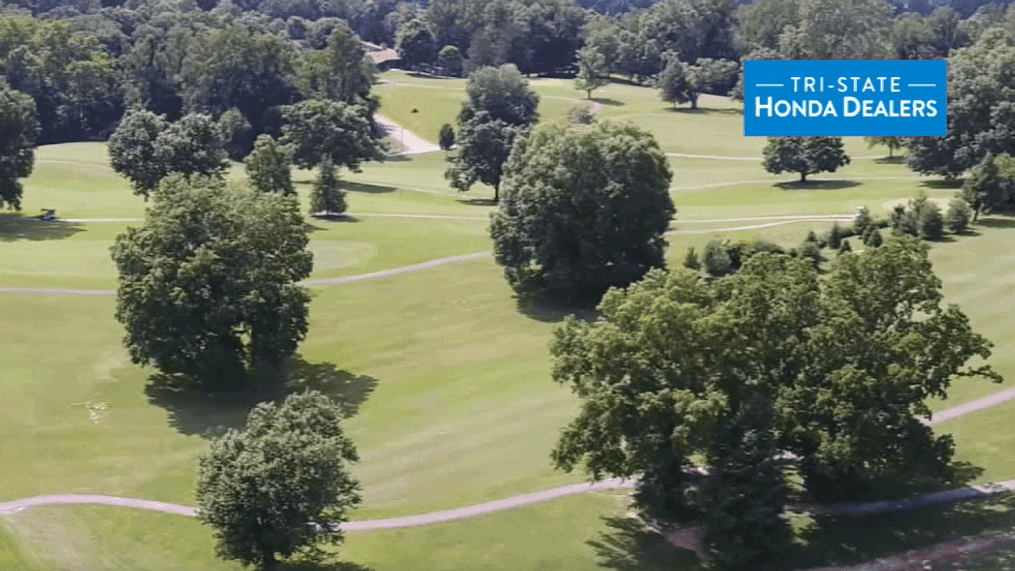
[920,179,964,190]
[775,180,862,191]
[0,214,85,242]
[591,97,625,107]
[790,494,1015,569]
[514,293,598,324]
[277,559,374,571]
[144,373,259,438]
[455,197,498,207]
[586,516,705,571]
[339,181,398,194]
[665,106,741,116]
[874,156,907,165]
[146,357,378,437]
[976,215,1015,229]
[284,356,378,420]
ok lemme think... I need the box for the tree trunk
[691,97,698,109]
[973,204,980,222]
[261,550,278,571]
[494,184,499,203]
[800,172,807,182]
[587,89,592,99]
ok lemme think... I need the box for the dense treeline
[1,0,1015,149]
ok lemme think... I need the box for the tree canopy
[574,45,609,99]
[550,237,1000,567]
[110,174,313,391]
[280,99,385,171]
[458,64,539,126]
[490,120,674,302]
[197,390,361,570]
[0,81,39,211]
[907,30,1015,178]
[244,134,294,195]
[961,152,1015,220]
[108,109,228,199]
[445,112,523,202]
[762,136,851,182]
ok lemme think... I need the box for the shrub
[568,106,596,125]
[683,246,701,270]
[864,228,884,248]
[798,240,822,268]
[827,222,843,249]
[891,205,917,236]
[945,195,972,234]
[838,239,852,256]
[917,201,944,241]
[853,206,873,236]
[702,240,733,276]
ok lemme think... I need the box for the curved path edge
[3,387,1015,525]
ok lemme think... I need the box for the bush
[864,228,884,248]
[838,239,852,256]
[568,106,596,125]
[917,202,944,241]
[798,240,822,268]
[683,246,701,270]
[827,222,843,249]
[439,123,455,151]
[891,205,917,236]
[853,206,873,236]
[945,195,972,234]
[702,240,733,276]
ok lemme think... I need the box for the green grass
[2,71,1015,571]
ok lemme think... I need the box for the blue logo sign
[743,60,946,137]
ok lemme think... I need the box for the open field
[2,70,1015,570]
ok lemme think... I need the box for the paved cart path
[2,387,1014,523]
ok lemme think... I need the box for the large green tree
[244,134,294,196]
[550,237,999,568]
[110,175,313,391]
[279,99,386,172]
[310,158,347,216]
[178,24,298,128]
[574,45,609,100]
[444,112,522,202]
[295,21,376,109]
[458,64,539,126]
[197,390,361,570]
[437,44,464,76]
[446,65,540,201]
[907,30,1015,178]
[762,136,850,182]
[0,81,38,211]
[396,18,439,68]
[108,110,229,199]
[961,153,1015,221]
[789,0,893,59]
[490,120,674,302]
[865,136,904,158]
[657,55,694,109]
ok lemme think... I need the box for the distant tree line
[1,0,1013,151]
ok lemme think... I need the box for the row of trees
[0,3,379,151]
